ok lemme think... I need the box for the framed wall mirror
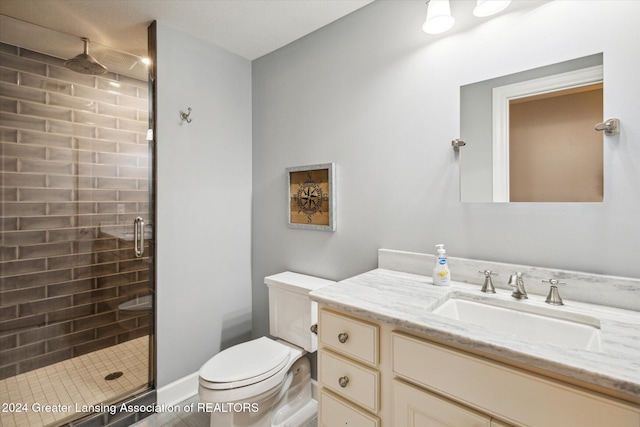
[460,53,604,203]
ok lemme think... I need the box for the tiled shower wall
[0,43,151,380]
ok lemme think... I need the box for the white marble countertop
[309,268,640,400]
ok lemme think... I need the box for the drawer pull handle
[310,324,318,335]
[338,332,349,343]
[338,376,349,388]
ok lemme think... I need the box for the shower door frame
[0,16,158,427]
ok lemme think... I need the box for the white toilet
[198,271,334,427]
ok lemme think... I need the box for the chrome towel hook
[180,107,192,123]
[594,118,619,136]
[451,139,466,152]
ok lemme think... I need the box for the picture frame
[286,163,336,231]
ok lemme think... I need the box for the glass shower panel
[0,19,154,427]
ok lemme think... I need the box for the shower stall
[0,15,155,426]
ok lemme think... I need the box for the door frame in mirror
[491,65,604,202]
[459,53,604,203]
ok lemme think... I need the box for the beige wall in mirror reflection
[509,84,603,202]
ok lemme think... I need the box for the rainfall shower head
[64,37,108,75]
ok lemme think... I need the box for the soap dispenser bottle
[432,244,451,286]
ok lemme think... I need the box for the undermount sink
[432,295,602,352]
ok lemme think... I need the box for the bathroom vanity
[310,250,640,427]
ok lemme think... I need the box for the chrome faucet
[479,270,497,293]
[543,279,566,306]
[508,272,528,299]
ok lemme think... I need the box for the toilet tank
[265,271,335,352]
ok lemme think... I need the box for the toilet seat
[199,337,292,390]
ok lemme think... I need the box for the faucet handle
[508,272,528,299]
[542,279,566,306]
[479,270,498,276]
[478,270,497,293]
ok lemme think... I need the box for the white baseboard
[156,373,319,408]
[156,371,199,406]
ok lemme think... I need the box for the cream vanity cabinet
[317,307,640,427]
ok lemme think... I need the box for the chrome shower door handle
[134,217,145,258]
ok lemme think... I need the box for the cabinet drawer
[320,350,380,413]
[320,390,380,427]
[392,332,640,427]
[319,309,379,366]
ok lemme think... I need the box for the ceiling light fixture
[422,0,455,35]
[473,0,512,18]
[422,0,512,35]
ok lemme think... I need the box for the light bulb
[422,0,455,35]
[473,0,511,18]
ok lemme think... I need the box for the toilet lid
[199,337,291,386]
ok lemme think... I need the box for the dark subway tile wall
[0,43,151,380]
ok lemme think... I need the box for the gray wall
[252,1,640,340]
[156,22,252,387]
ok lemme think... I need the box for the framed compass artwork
[286,163,336,231]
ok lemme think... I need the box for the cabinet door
[393,380,491,427]
[392,332,640,426]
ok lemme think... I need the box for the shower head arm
[82,38,90,55]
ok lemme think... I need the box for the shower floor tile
[0,336,149,427]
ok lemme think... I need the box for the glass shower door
[0,17,154,426]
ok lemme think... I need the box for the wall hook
[451,139,466,151]
[594,118,619,136]
[180,107,192,123]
